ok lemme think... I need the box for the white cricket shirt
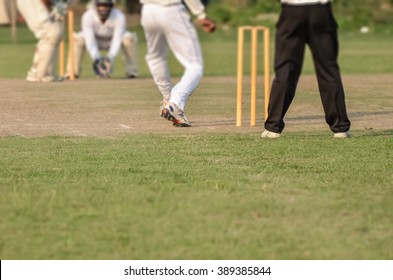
[82,7,126,61]
[140,0,207,19]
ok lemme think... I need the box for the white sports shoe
[261,129,281,138]
[334,131,350,138]
[26,69,60,82]
[63,73,79,80]
[161,101,191,127]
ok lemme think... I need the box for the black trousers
[264,3,351,133]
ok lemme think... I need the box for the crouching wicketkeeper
[65,0,138,79]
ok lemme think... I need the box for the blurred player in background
[140,0,216,127]
[65,0,138,78]
[16,0,69,82]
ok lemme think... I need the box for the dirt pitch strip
[1,75,392,137]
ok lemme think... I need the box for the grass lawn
[1,133,392,259]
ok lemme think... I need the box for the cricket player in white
[140,0,216,127]
[66,0,138,78]
[16,0,68,82]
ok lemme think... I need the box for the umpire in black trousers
[262,0,351,138]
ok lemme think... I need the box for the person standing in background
[17,0,69,82]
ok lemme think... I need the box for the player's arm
[82,11,101,61]
[183,0,216,33]
[107,10,126,62]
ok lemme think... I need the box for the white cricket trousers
[141,3,203,111]
[16,0,63,79]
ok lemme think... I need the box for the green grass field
[0,24,392,260]
[1,133,392,259]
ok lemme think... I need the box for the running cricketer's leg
[165,5,204,112]
[144,34,172,102]
[122,32,138,78]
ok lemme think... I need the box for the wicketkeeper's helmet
[95,0,115,5]
[95,0,115,21]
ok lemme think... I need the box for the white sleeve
[183,0,206,19]
[107,11,126,61]
[82,11,101,61]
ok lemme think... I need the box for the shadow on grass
[286,110,393,122]
[192,120,236,127]
[360,129,393,137]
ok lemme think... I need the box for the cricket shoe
[333,131,350,138]
[26,69,62,82]
[261,129,281,139]
[127,74,137,79]
[63,73,79,80]
[161,101,191,127]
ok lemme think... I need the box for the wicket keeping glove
[50,1,68,21]
[93,57,112,78]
